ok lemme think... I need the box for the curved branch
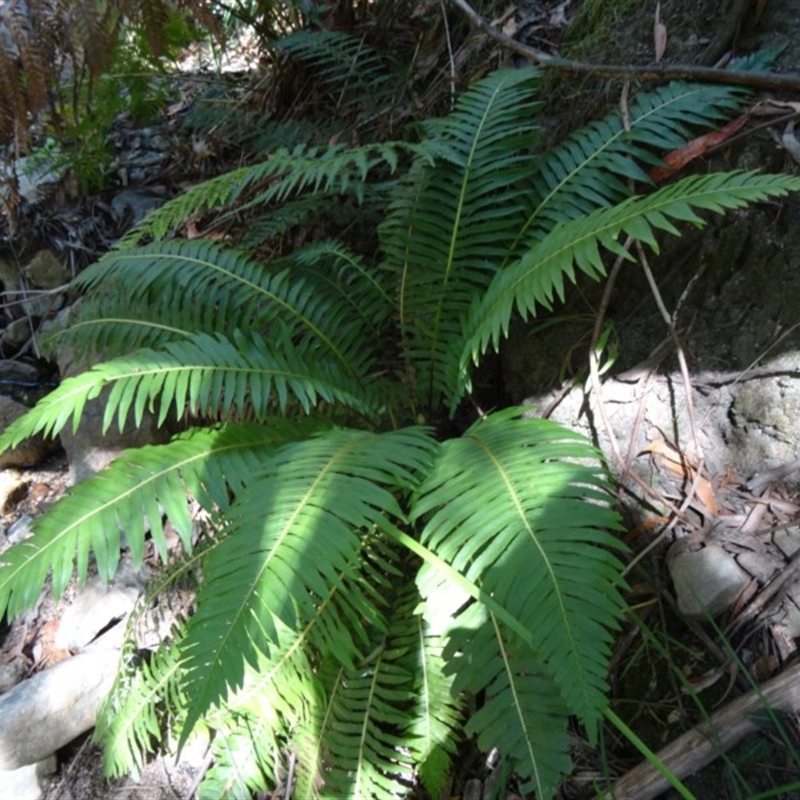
[449,0,800,93]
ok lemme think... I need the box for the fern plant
[1,65,798,798]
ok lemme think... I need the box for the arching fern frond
[0,331,377,455]
[381,67,541,412]
[124,141,415,244]
[0,422,319,619]
[456,171,800,404]
[445,603,572,798]
[199,709,276,799]
[412,411,625,747]
[178,427,436,742]
[59,238,383,377]
[270,29,398,112]
[522,80,753,245]
[96,639,187,780]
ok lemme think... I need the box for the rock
[23,250,71,290]
[0,649,118,771]
[0,360,41,384]
[111,188,166,228]
[2,317,33,349]
[0,468,25,512]
[55,561,147,651]
[667,539,751,619]
[4,514,33,546]
[0,255,22,295]
[0,396,59,468]
[0,756,57,800]
[0,660,26,694]
[21,291,64,320]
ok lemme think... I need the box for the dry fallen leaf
[650,114,748,181]
[654,2,667,63]
[640,438,718,515]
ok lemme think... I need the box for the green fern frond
[381,67,541,411]
[289,240,394,331]
[178,428,436,742]
[96,640,186,779]
[412,410,626,739]
[62,239,382,377]
[446,603,572,798]
[0,423,318,618]
[125,141,413,244]
[199,710,275,799]
[523,81,752,245]
[271,29,397,111]
[0,331,379,453]
[395,589,462,795]
[314,651,416,799]
[456,170,800,404]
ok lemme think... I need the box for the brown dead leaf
[654,2,667,63]
[640,438,718,514]
[650,114,748,182]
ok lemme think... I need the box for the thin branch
[449,0,800,92]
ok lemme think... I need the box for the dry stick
[608,661,800,800]
[587,247,626,471]
[449,0,800,92]
[587,83,633,475]
[440,0,457,110]
[635,241,702,462]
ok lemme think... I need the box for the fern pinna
[0,64,798,798]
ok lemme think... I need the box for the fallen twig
[608,661,800,800]
[449,0,800,92]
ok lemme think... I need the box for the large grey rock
[667,539,751,619]
[0,649,118,771]
[530,352,800,496]
[2,316,33,349]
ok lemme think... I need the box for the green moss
[564,0,642,59]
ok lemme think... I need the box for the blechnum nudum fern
[1,65,798,798]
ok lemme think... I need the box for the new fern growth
[1,65,798,799]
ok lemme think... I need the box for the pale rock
[21,291,64,320]
[0,359,41,385]
[667,540,751,619]
[0,468,24,511]
[55,561,147,651]
[2,316,33,349]
[0,756,57,800]
[0,255,22,295]
[773,527,800,559]
[0,659,26,694]
[0,649,118,771]
[23,250,71,290]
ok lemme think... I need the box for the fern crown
[1,60,798,799]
